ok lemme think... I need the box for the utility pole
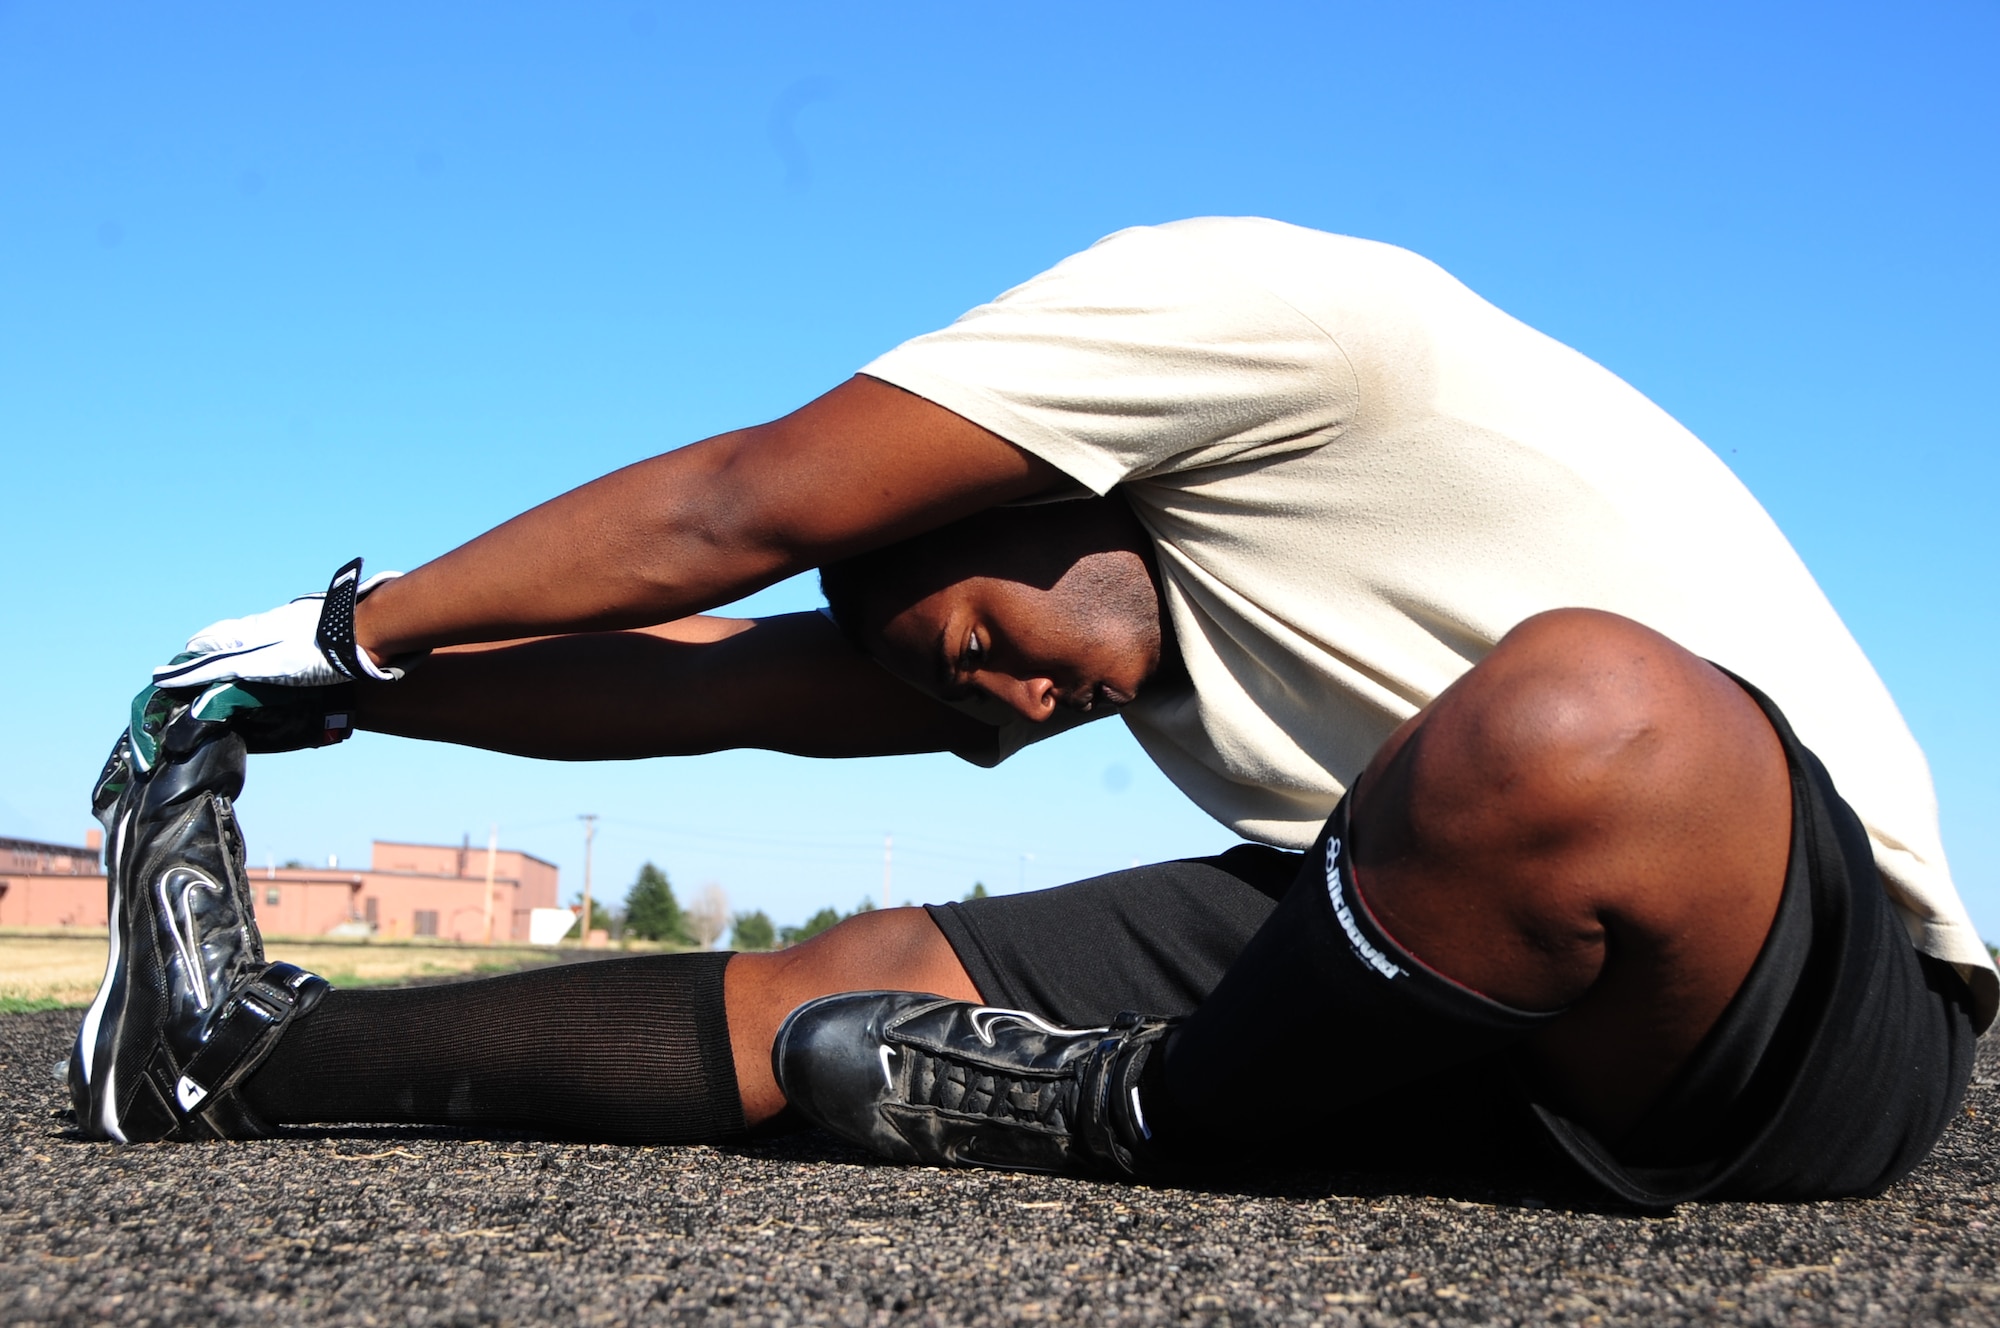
[882,833,893,911]
[482,824,498,945]
[579,814,598,946]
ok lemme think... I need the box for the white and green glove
[119,678,362,775]
[152,558,422,691]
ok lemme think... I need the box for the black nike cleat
[772,992,1174,1176]
[70,699,329,1143]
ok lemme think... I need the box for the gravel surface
[3,1008,1996,1325]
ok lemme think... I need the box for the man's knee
[1350,609,1791,1005]
[1362,610,1762,870]
[1483,610,1790,860]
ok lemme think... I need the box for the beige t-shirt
[862,216,1996,1025]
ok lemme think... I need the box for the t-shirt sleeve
[861,224,1359,494]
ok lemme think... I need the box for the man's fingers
[151,655,263,689]
[151,646,344,690]
[153,595,342,688]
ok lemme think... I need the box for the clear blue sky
[2,2,1995,937]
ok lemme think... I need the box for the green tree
[965,882,989,900]
[779,907,845,946]
[623,862,691,945]
[730,910,776,951]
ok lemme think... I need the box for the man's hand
[153,559,418,691]
[122,680,361,774]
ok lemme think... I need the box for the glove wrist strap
[314,559,421,682]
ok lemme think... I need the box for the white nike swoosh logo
[966,1006,1105,1046]
[157,866,225,1011]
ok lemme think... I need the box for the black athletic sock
[1147,797,1557,1156]
[240,951,745,1143]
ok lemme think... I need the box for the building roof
[370,839,560,871]
[1,835,100,858]
[2,836,102,873]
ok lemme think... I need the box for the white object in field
[530,908,579,946]
[686,883,730,950]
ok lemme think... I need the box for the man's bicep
[354,378,1068,659]
[714,376,1070,565]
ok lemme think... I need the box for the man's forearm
[352,377,1059,662]
[354,612,995,762]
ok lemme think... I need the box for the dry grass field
[0,929,611,1011]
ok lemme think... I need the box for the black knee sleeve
[1151,797,1558,1151]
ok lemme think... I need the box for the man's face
[868,563,1164,724]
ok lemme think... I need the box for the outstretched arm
[353,376,1062,664]
[354,611,997,763]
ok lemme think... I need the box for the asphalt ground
[3,1007,1996,1327]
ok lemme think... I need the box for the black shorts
[927,677,1980,1206]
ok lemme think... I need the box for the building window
[414,910,439,938]
[265,887,281,907]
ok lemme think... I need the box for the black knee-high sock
[1146,799,1556,1153]
[240,951,745,1142]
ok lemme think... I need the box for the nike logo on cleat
[158,867,227,1010]
[942,1133,1063,1174]
[175,1075,209,1111]
[967,1006,1103,1046]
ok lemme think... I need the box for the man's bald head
[820,496,1175,722]
[821,497,1156,645]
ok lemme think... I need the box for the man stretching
[75,218,1991,1207]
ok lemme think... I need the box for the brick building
[356,840,562,942]
[0,834,105,929]
[0,834,561,943]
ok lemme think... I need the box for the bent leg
[1347,608,1793,1132]
[1154,608,1793,1152]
